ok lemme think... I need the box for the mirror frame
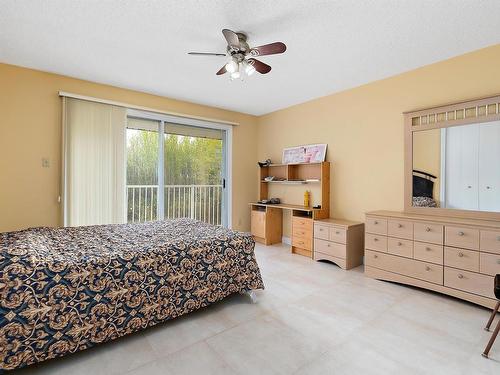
[404,94,500,221]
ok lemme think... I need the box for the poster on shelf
[282,144,327,164]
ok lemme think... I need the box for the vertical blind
[63,98,127,226]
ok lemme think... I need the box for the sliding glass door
[163,124,224,225]
[126,113,229,226]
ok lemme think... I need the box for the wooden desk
[250,161,331,257]
[249,202,319,257]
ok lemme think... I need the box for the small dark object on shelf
[313,205,321,209]
[258,159,272,168]
[258,197,280,205]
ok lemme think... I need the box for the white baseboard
[282,236,291,245]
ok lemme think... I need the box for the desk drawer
[292,236,312,251]
[387,237,413,258]
[329,227,347,244]
[480,230,500,254]
[414,222,443,245]
[292,217,313,231]
[414,242,443,265]
[388,220,413,240]
[444,267,495,299]
[314,223,330,240]
[294,227,312,240]
[445,226,479,250]
[365,233,387,252]
[365,250,443,284]
[314,238,346,259]
[366,216,387,235]
[479,253,500,276]
[444,247,479,272]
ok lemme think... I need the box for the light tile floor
[13,243,500,374]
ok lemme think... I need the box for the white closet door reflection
[479,121,500,211]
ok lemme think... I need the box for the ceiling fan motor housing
[227,33,249,62]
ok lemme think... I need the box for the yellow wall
[0,63,258,233]
[257,44,500,236]
[2,44,500,235]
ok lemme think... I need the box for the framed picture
[282,144,327,164]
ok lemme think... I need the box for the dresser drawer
[314,223,330,240]
[329,227,347,244]
[292,236,312,251]
[365,250,443,285]
[365,233,387,252]
[292,216,313,231]
[414,222,443,245]
[366,216,387,235]
[314,238,346,259]
[480,230,500,254]
[444,247,479,272]
[479,252,500,276]
[444,268,495,299]
[388,220,413,240]
[387,237,413,258]
[445,226,479,250]
[414,241,443,265]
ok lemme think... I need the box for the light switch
[42,158,50,168]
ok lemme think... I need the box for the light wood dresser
[365,210,500,308]
[313,219,364,270]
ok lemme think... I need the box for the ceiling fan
[188,29,287,80]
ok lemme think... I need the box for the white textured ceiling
[1,1,500,115]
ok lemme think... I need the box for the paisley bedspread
[0,219,264,371]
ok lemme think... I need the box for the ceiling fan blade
[247,58,272,74]
[250,42,287,57]
[216,64,227,75]
[188,52,226,56]
[222,29,239,48]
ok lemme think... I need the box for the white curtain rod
[58,91,239,126]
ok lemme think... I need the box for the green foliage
[126,130,222,186]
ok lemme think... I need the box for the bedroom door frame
[127,109,232,228]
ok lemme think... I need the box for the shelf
[260,162,324,167]
[261,179,320,184]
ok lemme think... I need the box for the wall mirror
[405,95,500,220]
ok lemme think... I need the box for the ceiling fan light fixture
[230,70,241,80]
[225,58,238,73]
[244,61,256,76]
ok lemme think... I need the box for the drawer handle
[496,259,500,265]
[425,227,431,232]
[497,236,500,241]
[425,247,432,252]
[398,223,403,228]
[327,244,331,248]
[319,228,324,231]
[425,266,431,271]
[458,231,465,236]
[374,254,378,259]
[397,242,402,246]
[458,252,464,257]
[374,221,378,225]
[374,238,379,242]
[457,274,464,279]
[335,231,340,235]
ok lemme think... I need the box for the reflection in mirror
[412,120,500,212]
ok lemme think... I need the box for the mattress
[0,219,264,370]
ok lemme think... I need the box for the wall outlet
[42,158,50,168]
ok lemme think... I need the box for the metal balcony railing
[127,184,223,225]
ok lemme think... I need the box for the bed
[0,219,264,371]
